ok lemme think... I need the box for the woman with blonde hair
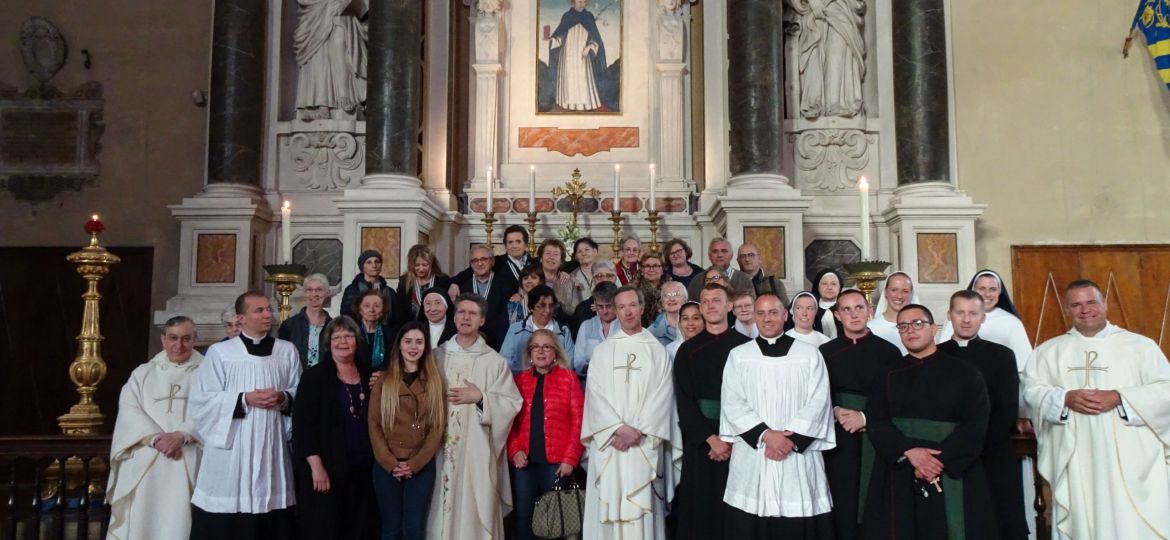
[395,244,451,325]
[369,320,447,540]
[506,329,585,540]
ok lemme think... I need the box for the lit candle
[528,165,536,212]
[281,200,292,264]
[486,166,494,212]
[858,177,870,260]
[613,164,621,213]
[648,163,657,212]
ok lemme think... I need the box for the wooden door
[1011,245,1170,357]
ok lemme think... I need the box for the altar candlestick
[613,164,621,212]
[486,166,494,211]
[529,166,537,211]
[281,201,292,264]
[648,163,657,212]
[859,177,870,260]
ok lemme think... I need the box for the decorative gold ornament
[609,211,624,263]
[264,264,307,323]
[58,215,120,436]
[843,260,891,311]
[551,169,601,223]
[645,209,661,254]
[482,211,497,250]
[525,212,539,257]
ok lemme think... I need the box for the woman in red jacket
[507,328,585,540]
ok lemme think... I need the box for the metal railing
[0,436,111,540]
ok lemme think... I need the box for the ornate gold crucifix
[552,168,601,224]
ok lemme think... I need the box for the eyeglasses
[706,275,724,282]
[528,344,555,352]
[896,319,933,333]
[471,257,492,264]
[662,291,686,298]
[668,249,686,256]
[331,334,357,342]
[593,272,617,279]
[642,264,663,270]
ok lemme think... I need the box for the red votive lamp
[84,214,105,235]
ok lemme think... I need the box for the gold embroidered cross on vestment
[1067,350,1108,387]
[615,353,640,382]
[154,384,186,413]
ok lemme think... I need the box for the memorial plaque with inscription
[0,81,104,202]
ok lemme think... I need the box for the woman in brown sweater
[369,320,446,540]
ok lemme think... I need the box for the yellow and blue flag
[1129,0,1170,91]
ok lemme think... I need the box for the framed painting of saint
[536,0,622,114]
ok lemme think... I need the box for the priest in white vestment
[108,317,204,540]
[720,293,835,538]
[581,286,682,540]
[1023,280,1170,539]
[428,293,523,540]
[189,293,302,538]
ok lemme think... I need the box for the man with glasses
[736,242,789,306]
[818,289,902,540]
[573,282,620,379]
[863,304,995,539]
[450,244,512,349]
[687,238,754,301]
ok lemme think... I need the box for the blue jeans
[372,459,436,540]
[510,462,561,540]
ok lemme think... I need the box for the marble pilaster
[656,10,689,190]
[363,0,424,188]
[470,12,502,193]
[206,0,266,188]
[892,0,949,185]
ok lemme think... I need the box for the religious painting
[360,227,401,278]
[917,233,959,283]
[195,234,236,284]
[536,0,622,114]
[744,226,786,279]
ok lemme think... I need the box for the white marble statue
[787,0,867,119]
[293,0,368,120]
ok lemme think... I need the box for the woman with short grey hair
[279,273,333,369]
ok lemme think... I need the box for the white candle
[486,166,494,212]
[528,165,536,212]
[613,164,621,213]
[281,200,292,264]
[858,177,870,260]
[648,163,657,212]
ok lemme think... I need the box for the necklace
[342,382,365,419]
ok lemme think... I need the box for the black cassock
[819,332,902,540]
[863,351,997,540]
[672,329,751,540]
[938,338,1027,540]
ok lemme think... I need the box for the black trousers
[190,505,295,540]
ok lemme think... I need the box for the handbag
[531,473,585,539]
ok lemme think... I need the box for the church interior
[2,0,1169,537]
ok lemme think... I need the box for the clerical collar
[819,299,836,309]
[954,336,973,347]
[844,331,869,344]
[241,330,267,344]
[760,334,782,345]
[755,334,794,357]
[239,331,275,356]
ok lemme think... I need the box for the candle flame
[649,163,655,170]
[91,214,99,221]
[859,176,869,191]
[283,200,291,210]
[614,164,621,172]
[529,165,535,171]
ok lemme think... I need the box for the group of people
[105,229,1170,540]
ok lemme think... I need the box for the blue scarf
[367,325,386,370]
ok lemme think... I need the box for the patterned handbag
[531,473,585,539]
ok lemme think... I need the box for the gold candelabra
[482,211,497,250]
[526,212,539,257]
[264,264,307,324]
[843,260,891,311]
[58,216,121,435]
[609,211,624,263]
[646,209,661,254]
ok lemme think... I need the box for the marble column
[892,0,950,184]
[364,0,424,187]
[206,0,265,187]
[726,0,786,186]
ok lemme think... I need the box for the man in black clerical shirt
[937,290,1027,540]
[863,304,996,540]
[819,289,902,540]
[672,283,750,539]
[449,244,511,350]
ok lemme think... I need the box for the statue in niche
[293,0,368,120]
[786,0,866,119]
[537,0,622,113]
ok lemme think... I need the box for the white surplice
[428,336,523,540]
[189,335,301,513]
[866,316,906,355]
[107,350,204,540]
[720,337,835,517]
[938,307,1034,371]
[1023,323,1170,539]
[581,328,682,540]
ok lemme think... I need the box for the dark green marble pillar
[726,0,784,178]
[207,0,265,186]
[892,0,950,184]
[365,0,423,177]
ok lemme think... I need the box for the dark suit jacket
[452,271,513,350]
[394,273,452,326]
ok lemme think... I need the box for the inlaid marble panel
[360,227,400,278]
[195,233,236,284]
[744,226,785,278]
[293,238,342,285]
[917,233,958,283]
[518,127,639,157]
[804,239,861,288]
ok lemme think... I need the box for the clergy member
[189,292,302,539]
[428,292,523,539]
[937,290,1027,539]
[818,289,902,540]
[107,316,204,540]
[581,286,682,539]
[863,304,995,540]
[1023,279,1170,539]
[720,293,836,538]
[672,283,751,539]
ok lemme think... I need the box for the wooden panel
[0,247,153,435]
[1012,245,1170,357]
[744,226,785,278]
[360,227,401,278]
[917,233,958,284]
[195,233,236,283]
